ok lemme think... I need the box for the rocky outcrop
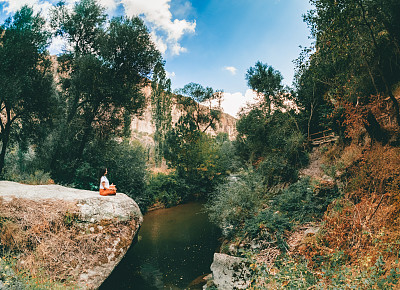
[0,181,142,289]
[209,253,252,290]
[130,86,237,145]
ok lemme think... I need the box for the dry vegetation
[291,143,400,287]
[0,197,138,287]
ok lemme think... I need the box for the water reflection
[100,202,220,289]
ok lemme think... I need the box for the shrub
[272,177,339,224]
[62,139,147,201]
[3,145,53,185]
[244,209,291,251]
[206,171,265,237]
[256,154,298,187]
[106,140,147,200]
[143,172,189,210]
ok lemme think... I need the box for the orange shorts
[99,185,116,196]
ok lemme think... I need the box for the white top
[100,176,109,189]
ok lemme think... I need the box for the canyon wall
[130,86,237,145]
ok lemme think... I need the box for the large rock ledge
[0,181,143,289]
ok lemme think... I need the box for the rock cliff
[0,181,142,289]
[130,86,237,145]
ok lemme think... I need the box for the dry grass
[296,144,400,286]
[0,197,138,286]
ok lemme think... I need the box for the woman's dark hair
[99,168,107,179]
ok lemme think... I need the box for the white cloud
[48,34,67,54]
[1,0,54,18]
[97,0,118,12]
[150,31,168,54]
[166,71,175,79]
[219,89,258,118]
[1,0,195,56]
[224,66,237,75]
[121,0,196,56]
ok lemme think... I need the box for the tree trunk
[0,122,11,176]
[364,110,388,144]
[388,91,400,127]
[358,0,400,127]
[77,124,93,161]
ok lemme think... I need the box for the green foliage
[273,177,339,223]
[236,108,307,186]
[207,175,338,255]
[296,0,400,141]
[214,133,242,174]
[244,209,291,251]
[2,145,53,185]
[0,5,57,175]
[256,154,298,187]
[247,253,400,289]
[70,139,147,199]
[293,47,335,138]
[151,61,172,166]
[106,140,147,199]
[0,253,72,289]
[238,177,337,252]
[164,126,230,196]
[144,172,189,210]
[174,82,223,133]
[246,61,285,113]
[49,0,162,181]
[206,171,265,237]
[255,257,317,289]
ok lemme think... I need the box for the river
[100,202,220,289]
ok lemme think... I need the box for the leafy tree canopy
[246,61,285,113]
[0,6,56,175]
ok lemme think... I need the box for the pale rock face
[0,181,143,289]
[0,181,142,223]
[131,86,237,144]
[210,253,252,290]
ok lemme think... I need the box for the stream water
[100,202,220,289]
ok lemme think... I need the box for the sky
[0,0,314,117]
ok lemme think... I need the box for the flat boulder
[0,181,143,289]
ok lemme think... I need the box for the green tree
[151,61,172,166]
[49,0,162,182]
[0,6,56,175]
[163,83,224,194]
[237,64,306,186]
[300,0,400,142]
[174,82,223,132]
[246,61,285,114]
[293,47,334,139]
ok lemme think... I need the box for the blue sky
[0,0,313,116]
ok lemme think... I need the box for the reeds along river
[100,202,221,290]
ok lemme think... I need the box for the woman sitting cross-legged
[99,168,117,196]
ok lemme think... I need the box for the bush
[106,140,147,200]
[3,145,53,185]
[143,172,189,210]
[273,177,339,223]
[62,139,147,201]
[164,130,238,198]
[244,209,291,251]
[206,171,265,237]
[256,154,298,187]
